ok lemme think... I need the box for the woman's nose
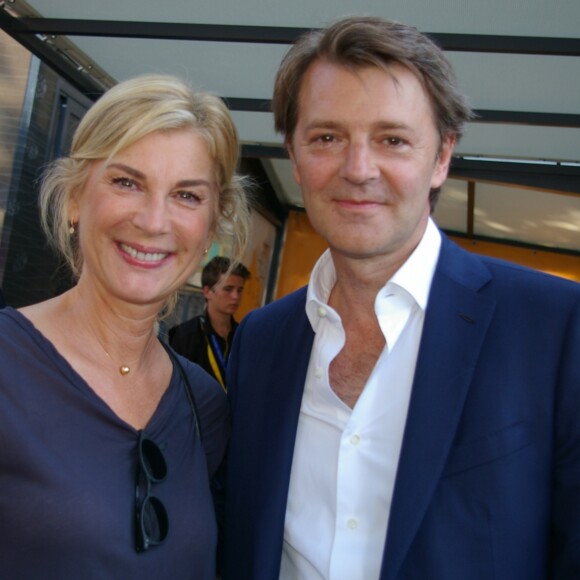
[132,195,170,234]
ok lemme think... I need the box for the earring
[204,248,208,256]
[69,222,77,235]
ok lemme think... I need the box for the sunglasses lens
[140,438,167,481]
[141,496,169,544]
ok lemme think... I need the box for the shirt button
[347,518,359,530]
[315,368,323,379]
[350,434,361,446]
[317,306,327,318]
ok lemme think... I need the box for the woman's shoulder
[0,307,42,347]
[168,348,228,429]
[172,350,225,397]
[170,350,230,476]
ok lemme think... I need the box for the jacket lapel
[382,238,497,579]
[245,293,315,576]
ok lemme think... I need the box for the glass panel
[0,30,32,283]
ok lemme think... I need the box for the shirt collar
[306,218,441,329]
[389,217,441,311]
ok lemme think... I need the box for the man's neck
[207,307,232,339]
[327,220,428,319]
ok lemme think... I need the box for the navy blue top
[0,307,229,579]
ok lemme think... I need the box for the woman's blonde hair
[40,74,251,280]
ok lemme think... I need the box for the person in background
[221,16,580,580]
[0,73,250,579]
[169,256,250,391]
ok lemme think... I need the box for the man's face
[204,273,246,317]
[288,60,455,269]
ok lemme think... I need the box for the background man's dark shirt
[169,311,238,390]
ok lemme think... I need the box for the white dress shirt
[280,219,442,580]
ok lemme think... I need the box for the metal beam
[5,16,580,56]
[232,99,580,128]
[426,33,580,56]
[474,110,580,128]
[466,181,475,237]
[451,157,580,194]
[3,16,310,44]
[0,10,109,96]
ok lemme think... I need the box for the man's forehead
[217,274,246,287]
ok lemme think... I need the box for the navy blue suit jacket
[223,234,580,579]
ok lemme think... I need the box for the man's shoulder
[168,314,204,340]
[243,286,308,325]
[235,287,310,343]
[473,252,580,305]
[439,234,579,298]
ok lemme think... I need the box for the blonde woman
[0,74,249,578]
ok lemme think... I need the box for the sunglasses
[132,343,202,553]
[134,431,169,552]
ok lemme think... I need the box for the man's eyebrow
[302,120,414,132]
[303,120,342,132]
[374,121,413,131]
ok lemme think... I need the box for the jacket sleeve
[551,294,580,578]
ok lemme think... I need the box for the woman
[0,74,250,578]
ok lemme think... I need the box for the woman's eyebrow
[107,163,145,179]
[107,163,212,188]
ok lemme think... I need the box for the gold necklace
[101,345,131,376]
[89,329,132,376]
[85,320,157,378]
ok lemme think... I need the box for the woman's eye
[177,191,202,204]
[111,176,137,189]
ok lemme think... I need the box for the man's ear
[431,133,457,190]
[202,285,212,300]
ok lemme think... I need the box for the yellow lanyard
[206,341,226,392]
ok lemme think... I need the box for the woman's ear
[68,188,81,225]
[67,199,79,227]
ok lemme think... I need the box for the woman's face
[70,129,218,309]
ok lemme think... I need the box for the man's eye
[310,134,335,145]
[385,137,404,146]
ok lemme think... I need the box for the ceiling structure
[1,0,579,254]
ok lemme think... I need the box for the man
[169,256,249,390]
[222,16,580,580]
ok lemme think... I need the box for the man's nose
[339,141,380,184]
